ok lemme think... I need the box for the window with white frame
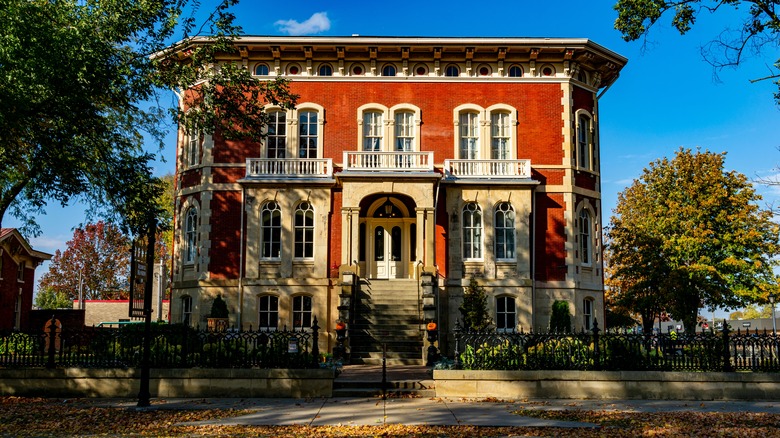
[579,209,592,266]
[292,295,313,329]
[258,295,279,330]
[496,296,517,333]
[184,208,198,265]
[491,112,511,159]
[583,298,594,331]
[187,124,200,167]
[394,111,415,152]
[495,202,516,260]
[462,203,483,260]
[267,111,287,158]
[298,110,318,158]
[363,111,383,151]
[294,202,314,259]
[459,112,480,159]
[261,201,282,259]
[577,112,592,170]
[181,295,192,325]
[16,260,24,281]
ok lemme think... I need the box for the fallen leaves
[1,396,779,437]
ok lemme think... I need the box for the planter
[207,317,229,332]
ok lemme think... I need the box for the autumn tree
[607,148,779,332]
[614,0,780,103]
[38,222,131,302]
[34,287,73,310]
[0,0,295,236]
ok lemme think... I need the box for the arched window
[394,111,414,152]
[495,202,515,260]
[579,209,591,266]
[459,112,479,159]
[261,201,282,259]
[508,65,523,77]
[258,295,279,330]
[583,298,594,331]
[318,64,333,76]
[577,112,592,170]
[362,111,383,151]
[292,295,313,329]
[294,202,315,259]
[298,110,318,158]
[462,203,482,260]
[445,65,460,77]
[186,124,200,167]
[267,111,287,158]
[255,64,269,76]
[181,295,192,326]
[184,208,198,265]
[496,296,516,333]
[382,65,396,76]
[490,112,511,159]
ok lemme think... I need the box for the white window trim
[293,202,315,260]
[453,104,483,160]
[183,206,199,266]
[486,104,518,160]
[389,104,422,152]
[295,103,325,159]
[462,202,484,261]
[181,295,193,325]
[260,201,282,261]
[16,260,25,282]
[577,202,597,267]
[496,295,517,333]
[583,297,594,331]
[494,202,516,262]
[292,294,314,330]
[574,109,595,171]
[357,103,390,151]
[257,294,280,331]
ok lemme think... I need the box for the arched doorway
[363,196,416,279]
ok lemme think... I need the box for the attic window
[17,260,25,282]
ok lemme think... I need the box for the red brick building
[0,228,52,330]
[170,36,627,363]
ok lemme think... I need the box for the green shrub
[0,333,39,355]
[460,339,520,370]
[550,300,571,333]
[523,337,593,369]
[459,278,492,332]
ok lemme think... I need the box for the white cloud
[275,12,331,36]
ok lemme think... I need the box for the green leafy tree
[549,300,572,333]
[459,278,493,331]
[209,295,229,318]
[607,148,779,332]
[0,0,295,236]
[34,287,73,309]
[38,221,131,301]
[614,0,780,103]
[732,303,774,319]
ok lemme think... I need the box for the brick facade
[169,37,627,354]
[0,228,52,331]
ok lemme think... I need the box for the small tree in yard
[550,300,572,333]
[210,295,229,319]
[459,278,492,332]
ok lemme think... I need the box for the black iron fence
[453,320,780,372]
[0,318,320,369]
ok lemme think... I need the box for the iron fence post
[311,316,320,368]
[46,315,57,369]
[453,320,462,370]
[592,319,601,371]
[180,323,188,368]
[722,319,733,372]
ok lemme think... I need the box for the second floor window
[184,208,198,265]
[16,260,25,282]
[261,201,282,259]
[395,111,414,152]
[463,203,482,260]
[495,202,515,260]
[363,111,383,151]
[579,209,592,265]
[299,111,318,158]
[267,111,287,158]
[294,202,314,259]
[491,112,511,159]
[577,113,592,170]
[187,125,200,167]
[459,112,479,159]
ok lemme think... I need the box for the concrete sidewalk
[96,396,780,428]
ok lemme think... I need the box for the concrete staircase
[333,365,435,398]
[348,279,424,366]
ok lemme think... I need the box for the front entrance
[372,222,403,279]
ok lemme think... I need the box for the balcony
[245,158,333,179]
[343,151,434,172]
[444,159,532,179]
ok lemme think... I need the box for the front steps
[333,365,435,397]
[348,279,424,366]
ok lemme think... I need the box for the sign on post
[129,237,148,319]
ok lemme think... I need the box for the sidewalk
[97,396,780,428]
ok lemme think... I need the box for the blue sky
[9,2,779,311]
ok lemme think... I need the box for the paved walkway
[95,396,780,428]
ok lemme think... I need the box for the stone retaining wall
[434,370,780,400]
[0,368,334,398]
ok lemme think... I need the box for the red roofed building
[0,228,52,330]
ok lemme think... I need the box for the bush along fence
[453,319,780,372]
[0,316,321,369]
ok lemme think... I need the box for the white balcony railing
[245,158,333,178]
[444,159,532,179]
[343,151,434,172]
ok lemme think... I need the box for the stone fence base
[0,368,334,398]
[434,370,780,400]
